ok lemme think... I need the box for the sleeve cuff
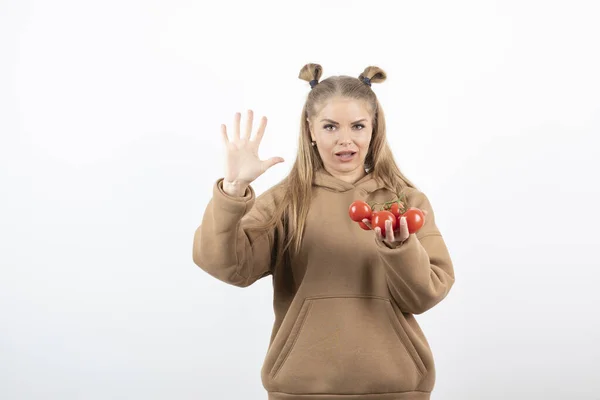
[374,232,419,252]
[212,178,255,213]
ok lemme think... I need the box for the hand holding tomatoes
[349,197,428,244]
[362,208,428,243]
[363,215,408,242]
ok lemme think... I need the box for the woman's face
[308,96,373,181]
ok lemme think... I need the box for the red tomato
[402,207,425,234]
[349,200,372,222]
[358,221,371,230]
[388,202,404,218]
[372,210,398,237]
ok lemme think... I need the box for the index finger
[253,116,268,145]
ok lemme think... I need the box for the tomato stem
[368,192,407,212]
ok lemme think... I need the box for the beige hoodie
[192,168,455,400]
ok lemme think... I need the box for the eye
[323,124,366,131]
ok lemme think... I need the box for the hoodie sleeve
[374,188,455,314]
[192,177,283,288]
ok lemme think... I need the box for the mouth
[335,151,357,161]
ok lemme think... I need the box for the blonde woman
[193,63,456,400]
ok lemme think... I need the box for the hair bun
[359,66,387,86]
[299,63,323,88]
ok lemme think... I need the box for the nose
[336,128,353,145]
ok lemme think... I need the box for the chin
[331,161,361,171]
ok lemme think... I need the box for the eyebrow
[320,118,367,124]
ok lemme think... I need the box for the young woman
[193,63,456,400]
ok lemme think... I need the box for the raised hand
[221,110,284,192]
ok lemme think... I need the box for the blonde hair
[249,63,419,268]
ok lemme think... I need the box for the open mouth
[335,151,357,161]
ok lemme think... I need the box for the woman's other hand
[362,210,428,244]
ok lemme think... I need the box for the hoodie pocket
[268,295,427,393]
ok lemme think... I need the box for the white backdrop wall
[2,0,599,399]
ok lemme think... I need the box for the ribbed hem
[268,391,431,400]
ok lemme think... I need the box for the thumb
[262,157,285,171]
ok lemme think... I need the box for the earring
[311,141,316,147]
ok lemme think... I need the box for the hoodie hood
[312,168,385,194]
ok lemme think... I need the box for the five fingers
[221,110,267,144]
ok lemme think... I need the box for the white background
[2,0,599,399]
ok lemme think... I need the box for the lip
[335,152,357,162]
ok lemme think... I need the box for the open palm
[221,110,284,186]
